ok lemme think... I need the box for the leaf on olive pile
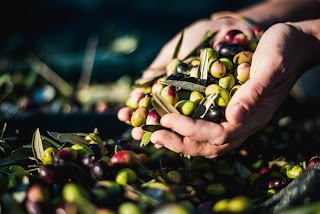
[192,93,217,119]
[199,48,209,85]
[151,92,180,117]
[0,147,32,167]
[48,132,88,145]
[162,80,206,93]
[182,30,217,60]
[31,128,44,162]
[142,124,163,133]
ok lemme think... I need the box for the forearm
[238,0,320,30]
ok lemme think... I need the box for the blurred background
[0,0,318,139]
[0,0,261,138]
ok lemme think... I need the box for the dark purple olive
[307,157,320,167]
[219,43,244,59]
[39,165,55,184]
[81,154,97,168]
[176,62,190,73]
[225,30,243,43]
[90,160,110,181]
[167,72,185,81]
[182,77,200,84]
[54,147,77,165]
[204,106,225,123]
[268,177,287,190]
[87,143,102,159]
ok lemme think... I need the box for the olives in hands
[204,106,225,123]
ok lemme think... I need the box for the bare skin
[118,0,320,158]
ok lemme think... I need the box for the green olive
[230,85,241,97]
[286,165,303,179]
[125,92,145,110]
[235,63,250,84]
[189,91,204,105]
[205,84,231,107]
[175,100,196,116]
[218,73,235,91]
[219,57,234,72]
[233,51,253,65]
[151,82,165,95]
[213,199,229,213]
[206,183,227,196]
[62,183,88,203]
[115,168,138,185]
[200,48,218,61]
[210,60,226,78]
[247,40,258,52]
[166,170,182,184]
[131,106,148,127]
[118,202,142,214]
[71,144,94,160]
[41,147,58,165]
[138,94,152,109]
[166,58,181,76]
[226,195,252,213]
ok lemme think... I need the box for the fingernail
[230,103,247,123]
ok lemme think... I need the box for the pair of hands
[118,17,317,158]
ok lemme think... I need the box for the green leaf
[162,80,206,93]
[0,147,32,167]
[141,131,152,147]
[31,128,44,162]
[152,93,180,117]
[48,132,88,145]
[173,30,184,59]
[41,135,63,149]
[114,145,123,153]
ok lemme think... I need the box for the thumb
[225,79,266,125]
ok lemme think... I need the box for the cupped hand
[118,17,257,137]
[150,22,320,158]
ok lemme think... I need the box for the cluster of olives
[125,30,257,129]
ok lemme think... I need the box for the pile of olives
[1,125,319,214]
[126,30,257,129]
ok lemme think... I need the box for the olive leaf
[140,131,152,147]
[199,48,209,86]
[173,30,184,59]
[31,128,44,161]
[192,93,217,119]
[47,132,88,145]
[141,125,163,133]
[151,93,180,117]
[161,80,206,93]
[41,135,63,149]
[0,147,32,167]
[182,31,217,61]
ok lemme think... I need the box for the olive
[62,183,88,204]
[189,66,199,78]
[247,40,258,52]
[160,85,179,106]
[88,143,102,159]
[146,108,161,125]
[71,144,94,161]
[151,82,165,95]
[166,58,181,76]
[230,85,241,96]
[206,183,227,196]
[176,62,190,73]
[267,188,277,197]
[182,76,200,84]
[166,72,185,81]
[90,160,110,181]
[225,30,243,43]
[213,198,228,213]
[39,165,55,184]
[41,147,58,165]
[233,51,254,65]
[138,94,152,109]
[210,60,226,78]
[268,177,287,190]
[286,165,303,179]
[206,76,219,86]
[110,150,139,167]
[125,92,145,110]
[235,63,251,84]
[259,166,270,175]
[189,91,204,106]
[81,154,97,168]
[205,84,231,107]
[219,43,244,59]
[27,184,49,203]
[175,100,196,116]
[231,32,248,45]
[130,106,148,127]
[153,203,189,214]
[219,57,234,72]
[204,106,225,123]
[166,170,182,184]
[54,147,78,165]
[307,156,320,167]
[118,202,142,214]
[226,195,252,213]
[219,73,235,91]
[190,59,200,67]
[115,168,138,185]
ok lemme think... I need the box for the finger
[131,127,144,140]
[117,107,133,124]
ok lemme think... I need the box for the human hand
[149,22,320,158]
[118,17,257,133]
